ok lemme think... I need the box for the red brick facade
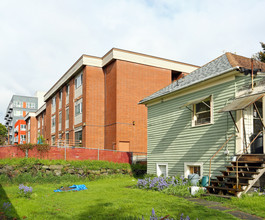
[26,49,198,154]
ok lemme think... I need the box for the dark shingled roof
[139,53,265,104]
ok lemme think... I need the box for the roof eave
[139,66,240,105]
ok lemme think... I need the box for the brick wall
[83,65,105,149]
[115,60,172,153]
[0,146,132,164]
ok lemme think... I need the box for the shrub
[137,176,189,191]
[18,184,33,198]
[136,175,193,197]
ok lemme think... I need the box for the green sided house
[139,53,265,197]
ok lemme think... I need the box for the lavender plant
[0,202,11,218]
[18,184,33,198]
[137,208,192,220]
[137,175,188,191]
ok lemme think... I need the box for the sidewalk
[186,198,263,220]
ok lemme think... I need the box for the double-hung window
[75,99,82,116]
[51,115,56,127]
[75,73,83,89]
[192,96,212,126]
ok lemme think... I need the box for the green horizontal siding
[147,79,236,177]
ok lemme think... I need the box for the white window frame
[192,96,213,127]
[21,124,26,130]
[66,84,70,96]
[75,73,83,89]
[52,96,56,113]
[30,103,35,109]
[66,107,69,120]
[51,115,56,127]
[14,110,23,116]
[184,162,203,178]
[156,163,168,177]
[75,99,82,116]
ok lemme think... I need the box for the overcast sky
[1,0,265,124]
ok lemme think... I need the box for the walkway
[187,198,263,220]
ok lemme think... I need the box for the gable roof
[139,53,265,104]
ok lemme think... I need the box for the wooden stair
[206,154,265,198]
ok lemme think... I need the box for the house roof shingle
[139,53,265,104]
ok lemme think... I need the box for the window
[193,97,212,126]
[59,112,62,124]
[14,110,23,116]
[66,133,69,145]
[21,124,26,130]
[156,163,168,177]
[66,84,70,95]
[30,103,35,109]
[59,90,62,101]
[75,73,83,89]
[51,136,55,145]
[21,135,26,142]
[52,96,56,107]
[189,166,201,175]
[51,115,56,127]
[66,107,69,120]
[75,99,82,116]
[26,102,31,108]
[38,118,40,128]
[75,130,82,145]
[184,162,203,178]
[15,101,23,108]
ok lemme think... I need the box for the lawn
[0,176,237,220]
[207,194,265,218]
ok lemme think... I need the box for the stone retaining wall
[0,164,132,178]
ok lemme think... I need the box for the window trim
[156,163,168,177]
[66,107,69,120]
[75,72,83,89]
[184,162,203,178]
[51,115,56,127]
[192,95,213,127]
[75,99,83,116]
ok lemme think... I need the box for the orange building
[26,48,198,154]
[14,120,27,144]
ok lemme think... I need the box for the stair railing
[236,130,263,188]
[209,134,235,185]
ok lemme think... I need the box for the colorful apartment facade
[14,120,26,144]
[4,95,39,144]
[26,48,198,153]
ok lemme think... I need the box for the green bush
[0,158,131,170]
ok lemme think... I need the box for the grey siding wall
[147,79,237,177]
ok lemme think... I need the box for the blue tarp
[54,184,87,192]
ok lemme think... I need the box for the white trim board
[44,48,198,101]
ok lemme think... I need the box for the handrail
[209,134,235,185]
[236,130,263,188]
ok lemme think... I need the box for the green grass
[0,176,237,220]
[204,194,265,218]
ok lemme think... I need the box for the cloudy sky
[0,0,265,123]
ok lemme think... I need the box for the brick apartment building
[26,48,198,153]
[14,120,26,144]
[24,104,46,144]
